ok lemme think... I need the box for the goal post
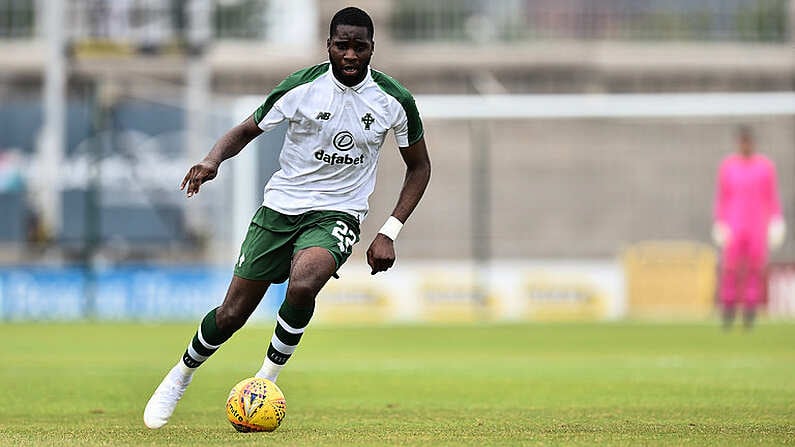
[417,92,795,120]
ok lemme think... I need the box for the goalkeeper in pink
[713,126,785,329]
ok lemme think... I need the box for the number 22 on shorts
[331,220,356,253]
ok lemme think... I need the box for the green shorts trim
[233,206,360,283]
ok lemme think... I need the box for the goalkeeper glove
[712,222,731,248]
[768,218,786,250]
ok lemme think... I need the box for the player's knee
[285,281,318,307]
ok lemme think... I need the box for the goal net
[225,91,795,322]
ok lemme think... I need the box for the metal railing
[0,1,790,43]
[390,0,790,43]
[0,0,267,42]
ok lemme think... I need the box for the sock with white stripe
[255,300,315,382]
[179,308,233,376]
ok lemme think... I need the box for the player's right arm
[180,115,263,197]
[712,158,731,247]
[180,64,325,197]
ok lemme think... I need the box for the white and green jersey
[253,62,424,222]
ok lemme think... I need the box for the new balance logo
[316,112,331,120]
[238,253,245,267]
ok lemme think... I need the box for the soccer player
[143,6,430,429]
[712,126,784,329]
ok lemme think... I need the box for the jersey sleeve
[714,159,729,223]
[767,160,783,219]
[392,94,423,148]
[372,70,424,148]
[253,93,289,133]
[253,63,330,133]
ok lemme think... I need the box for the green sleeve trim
[253,63,330,124]
[371,69,424,146]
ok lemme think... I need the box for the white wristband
[378,216,403,241]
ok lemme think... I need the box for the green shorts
[233,206,360,283]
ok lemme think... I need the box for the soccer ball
[226,377,286,432]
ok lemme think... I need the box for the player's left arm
[366,137,431,275]
[767,160,786,249]
[768,161,783,219]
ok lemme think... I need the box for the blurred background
[0,0,793,323]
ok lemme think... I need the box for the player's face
[327,25,373,87]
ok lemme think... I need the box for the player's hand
[768,218,786,251]
[711,222,731,248]
[366,233,396,275]
[180,160,219,197]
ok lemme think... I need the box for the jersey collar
[329,64,372,93]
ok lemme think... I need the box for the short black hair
[329,7,374,40]
[737,125,753,140]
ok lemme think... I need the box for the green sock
[181,308,234,368]
[257,300,315,381]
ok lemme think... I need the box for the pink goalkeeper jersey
[714,154,782,233]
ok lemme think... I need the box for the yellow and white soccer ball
[226,377,286,432]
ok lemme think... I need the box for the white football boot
[143,364,193,429]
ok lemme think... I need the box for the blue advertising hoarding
[0,266,287,321]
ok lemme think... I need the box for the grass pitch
[1,321,793,446]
